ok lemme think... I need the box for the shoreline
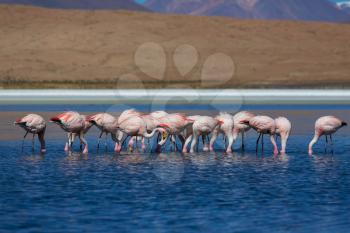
[1,89,350,105]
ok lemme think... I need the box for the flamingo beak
[240,120,250,126]
[50,117,61,124]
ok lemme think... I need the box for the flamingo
[209,113,234,153]
[116,109,164,152]
[233,111,256,150]
[137,113,164,151]
[275,117,292,154]
[87,113,120,151]
[115,109,143,152]
[189,116,222,153]
[50,111,89,154]
[115,110,167,153]
[68,115,93,151]
[308,116,347,155]
[181,115,201,153]
[242,115,278,155]
[14,114,46,153]
[157,113,194,152]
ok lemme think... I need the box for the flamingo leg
[196,135,199,152]
[129,137,135,152]
[105,132,108,152]
[69,133,74,150]
[325,135,328,153]
[261,134,264,154]
[330,134,334,154]
[178,135,185,151]
[256,133,262,154]
[97,131,103,151]
[135,136,139,153]
[141,137,146,152]
[183,135,192,153]
[241,131,245,150]
[121,135,130,151]
[190,131,199,153]
[209,129,218,152]
[203,135,209,152]
[79,131,88,154]
[65,133,70,152]
[174,136,179,152]
[171,135,177,152]
[32,133,35,152]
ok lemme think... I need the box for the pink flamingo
[242,115,278,155]
[181,115,201,153]
[87,113,120,151]
[138,113,165,151]
[233,111,256,150]
[116,109,163,152]
[115,109,143,152]
[14,114,46,153]
[308,116,347,155]
[147,111,170,148]
[50,111,89,154]
[69,115,93,151]
[115,110,167,153]
[210,113,234,153]
[157,113,194,152]
[189,116,223,153]
[275,117,292,154]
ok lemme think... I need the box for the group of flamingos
[14,109,347,156]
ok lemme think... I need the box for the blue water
[1,134,350,233]
[2,104,350,232]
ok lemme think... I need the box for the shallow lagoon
[1,104,350,233]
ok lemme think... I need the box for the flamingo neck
[143,127,162,138]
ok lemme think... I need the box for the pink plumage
[246,115,279,155]
[308,116,347,155]
[14,114,46,153]
[51,111,89,154]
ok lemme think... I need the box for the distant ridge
[145,0,350,22]
[337,1,350,14]
[0,0,149,11]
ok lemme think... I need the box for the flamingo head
[240,120,250,125]
[161,131,169,141]
[86,115,98,125]
[14,118,24,126]
[50,116,62,125]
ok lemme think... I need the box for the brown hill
[0,5,350,89]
